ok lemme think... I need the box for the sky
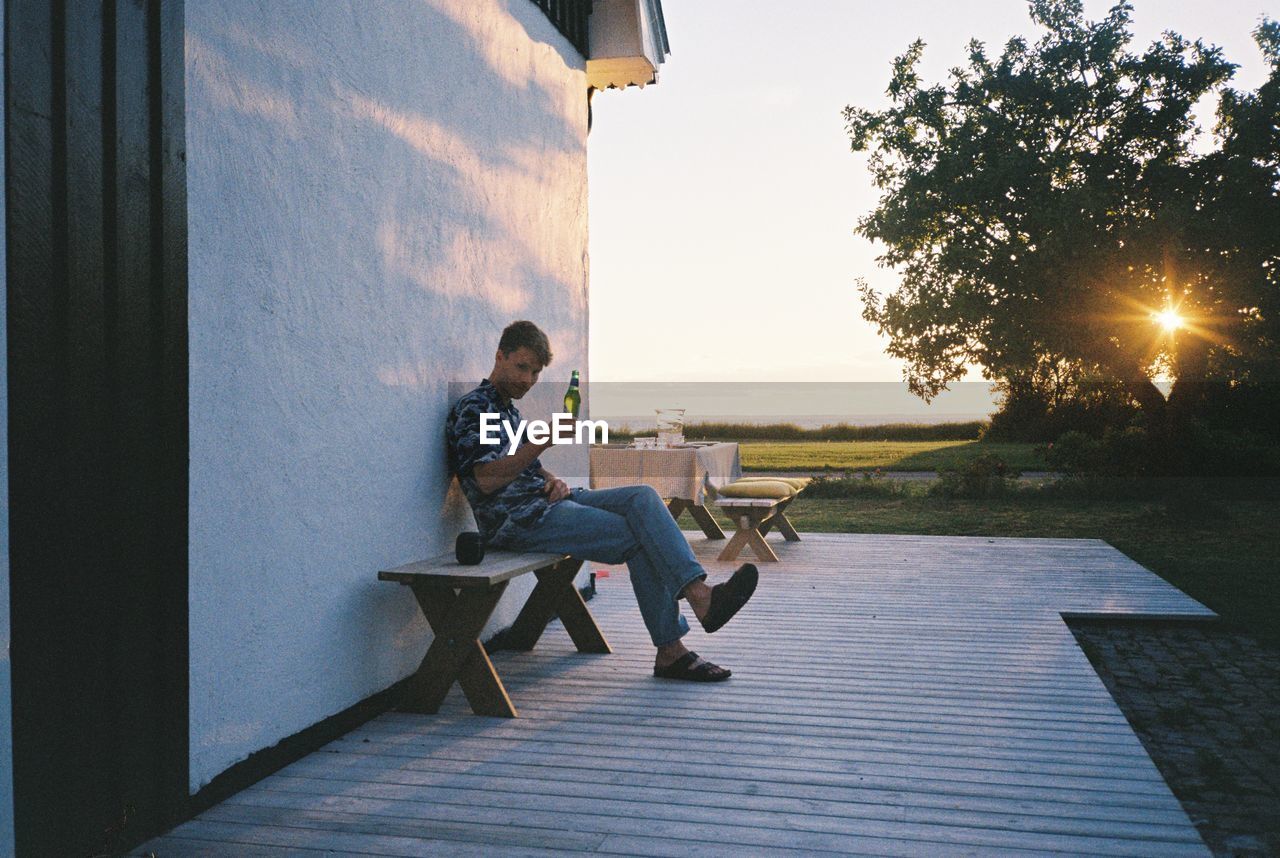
[586,0,1275,384]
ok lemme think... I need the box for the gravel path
[750,469,1061,482]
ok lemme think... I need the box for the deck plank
[138,533,1214,855]
[277,752,1192,823]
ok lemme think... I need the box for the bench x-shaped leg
[718,508,781,563]
[506,558,612,653]
[666,498,727,539]
[757,497,801,542]
[404,581,517,717]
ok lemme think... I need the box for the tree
[845,0,1278,435]
[1180,19,1280,427]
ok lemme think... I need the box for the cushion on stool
[716,479,796,499]
[735,476,811,491]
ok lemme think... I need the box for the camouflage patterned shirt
[445,379,550,545]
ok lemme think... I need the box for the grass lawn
[737,439,1044,472]
[710,479,1280,645]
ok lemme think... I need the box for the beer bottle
[563,370,581,419]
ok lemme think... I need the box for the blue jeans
[497,485,707,646]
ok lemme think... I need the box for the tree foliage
[845,0,1280,432]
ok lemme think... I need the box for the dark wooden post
[5,1,189,853]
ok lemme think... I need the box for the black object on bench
[378,550,610,717]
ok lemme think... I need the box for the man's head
[490,320,553,401]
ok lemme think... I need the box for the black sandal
[699,563,758,633]
[653,651,731,682]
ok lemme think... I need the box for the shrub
[1171,421,1280,478]
[803,473,914,499]
[1043,426,1163,476]
[1041,430,1101,474]
[929,453,1021,498]
[1045,422,1280,478]
[1099,425,1158,477]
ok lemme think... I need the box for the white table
[588,442,742,539]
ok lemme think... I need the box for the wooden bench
[379,550,610,718]
[714,495,801,562]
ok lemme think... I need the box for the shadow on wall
[185,0,592,533]
[187,0,587,315]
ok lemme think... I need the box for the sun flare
[1154,309,1184,332]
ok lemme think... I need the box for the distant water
[447,380,1001,428]
[600,413,988,430]
[588,382,999,430]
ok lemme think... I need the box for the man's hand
[542,477,571,503]
[472,420,554,495]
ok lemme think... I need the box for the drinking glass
[655,408,685,449]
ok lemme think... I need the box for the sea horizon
[596,412,990,431]
[586,381,1000,430]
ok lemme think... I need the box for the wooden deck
[140,533,1216,856]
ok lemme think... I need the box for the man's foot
[683,578,712,621]
[653,651,731,682]
[699,563,758,633]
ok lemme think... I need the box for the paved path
[752,470,1060,482]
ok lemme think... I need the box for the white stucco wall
[0,0,16,849]
[185,0,590,791]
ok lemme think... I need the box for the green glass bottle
[563,369,581,419]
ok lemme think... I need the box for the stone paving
[1070,621,1280,857]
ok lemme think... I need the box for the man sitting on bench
[446,320,758,682]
